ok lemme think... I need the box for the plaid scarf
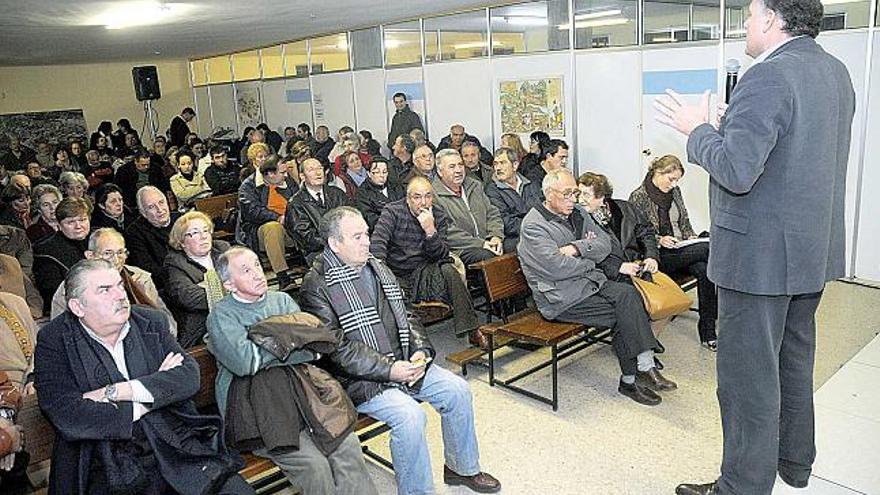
[322,249,410,358]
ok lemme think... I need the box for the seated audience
[116,149,170,210]
[371,179,482,344]
[437,124,492,165]
[332,132,369,178]
[26,184,61,243]
[239,129,266,166]
[81,149,115,192]
[34,259,253,495]
[629,155,717,350]
[34,141,53,169]
[299,207,501,495]
[164,212,230,348]
[327,126,354,164]
[237,154,298,290]
[33,197,90,314]
[26,161,55,188]
[312,125,335,165]
[0,183,32,231]
[432,149,504,265]
[91,183,135,232]
[410,128,436,154]
[500,133,528,162]
[0,135,36,171]
[169,149,212,210]
[484,147,542,253]
[388,134,415,186]
[336,150,368,199]
[359,130,381,157]
[207,246,377,495]
[46,147,78,181]
[402,144,437,184]
[518,169,675,406]
[286,158,350,264]
[355,157,404,232]
[204,146,242,195]
[125,186,180,292]
[461,140,493,183]
[67,139,87,171]
[49,228,177,338]
[111,118,139,151]
[524,138,568,185]
[89,121,114,151]
[241,141,270,180]
[0,226,44,319]
[257,123,283,153]
[58,171,89,200]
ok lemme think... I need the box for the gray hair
[32,183,62,204]
[493,147,518,165]
[542,168,574,194]
[319,206,363,243]
[59,171,88,189]
[88,228,124,252]
[216,246,256,283]
[435,148,460,165]
[341,132,359,147]
[460,141,480,152]
[64,258,116,304]
[136,185,165,212]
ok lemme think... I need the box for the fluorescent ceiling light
[821,0,863,4]
[453,41,504,50]
[504,16,548,26]
[89,1,191,30]
[558,18,631,29]
[574,9,623,20]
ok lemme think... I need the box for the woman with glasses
[629,155,717,350]
[163,211,230,348]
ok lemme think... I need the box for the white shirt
[753,35,803,64]
[80,322,155,422]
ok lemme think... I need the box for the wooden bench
[18,345,393,493]
[457,253,613,411]
[195,193,238,241]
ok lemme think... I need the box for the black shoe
[618,379,661,406]
[675,481,720,495]
[655,339,666,354]
[443,465,501,493]
[701,339,718,352]
[654,356,665,370]
[636,368,678,392]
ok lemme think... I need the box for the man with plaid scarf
[300,206,500,495]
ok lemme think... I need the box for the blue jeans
[356,365,481,495]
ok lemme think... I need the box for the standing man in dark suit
[169,107,195,148]
[655,0,856,493]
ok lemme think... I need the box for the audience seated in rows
[518,169,675,406]
[26,184,60,243]
[432,149,504,264]
[34,258,254,494]
[484,147,543,253]
[355,157,405,232]
[90,183,135,232]
[312,125,335,165]
[0,183,32,231]
[116,149,170,210]
[33,197,90,315]
[50,228,177,338]
[26,161,55,188]
[0,136,36,171]
[327,126,355,164]
[299,207,501,495]
[207,246,377,494]
[124,186,180,292]
[388,133,415,187]
[204,145,242,195]
[0,225,44,319]
[523,138,568,186]
[336,150,368,199]
[82,149,115,192]
[236,153,299,290]
[402,143,437,185]
[286,158,350,265]
[164,212,230,348]
[437,124,493,165]
[169,149,212,210]
[461,141,493,184]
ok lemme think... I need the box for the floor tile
[812,405,880,495]
[815,362,880,423]
[773,475,865,494]
[851,334,880,369]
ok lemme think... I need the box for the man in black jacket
[387,92,424,150]
[34,258,252,495]
[312,126,335,166]
[437,124,493,165]
[484,147,543,252]
[115,148,171,210]
[355,158,404,233]
[124,186,180,293]
[204,146,242,195]
[299,207,500,495]
[285,158,349,264]
[169,107,195,148]
[388,134,415,187]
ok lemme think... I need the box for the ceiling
[0,0,504,66]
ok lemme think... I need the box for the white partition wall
[576,50,642,191]
[261,79,288,132]
[311,72,356,134]
[854,35,880,281]
[423,59,493,148]
[641,44,720,234]
[285,78,314,130]
[352,69,389,146]
[193,86,211,137]
[208,84,237,134]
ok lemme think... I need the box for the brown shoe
[443,465,501,493]
[468,329,490,351]
[636,367,678,392]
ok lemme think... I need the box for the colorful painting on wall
[498,77,564,136]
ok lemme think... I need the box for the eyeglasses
[553,188,580,200]
[99,249,129,259]
[184,229,211,239]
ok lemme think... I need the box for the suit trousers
[555,280,657,376]
[716,287,822,495]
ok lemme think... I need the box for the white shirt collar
[81,320,131,353]
[232,292,267,303]
[753,35,802,64]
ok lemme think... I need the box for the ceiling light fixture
[504,15,549,26]
[90,1,190,30]
[558,17,630,30]
[574,9,623,20]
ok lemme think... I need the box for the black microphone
[725,59,741,104]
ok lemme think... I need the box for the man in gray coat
[655,0,856,493]
[432,149,504,266]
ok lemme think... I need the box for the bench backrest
[474,253,530,304]
[195,193,238,238]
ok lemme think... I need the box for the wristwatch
[103,383,118,402]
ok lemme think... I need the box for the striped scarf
[322,249,410,358]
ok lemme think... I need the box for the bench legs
[358,423,394,471]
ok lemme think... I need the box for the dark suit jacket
[285,186,350,259]
[33,307,236,495]
[124,212,180,292]
[687,36,855,295]
[169,116,190,148]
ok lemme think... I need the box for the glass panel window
[261,45,284,79]
[384,21,422,67]
[573,0,639,48]
[206,55,232,84]
[817,0,870,30]
[232,50,261,81]
[490,0,571,55]
[310,33,350,73]
[424,10,489,62]
[352,27,383,69]
[284,41,309,78]
[191,59,208,86]
[643,0,720,44]
[724,0,749,38]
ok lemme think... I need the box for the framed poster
[498,77,564,136]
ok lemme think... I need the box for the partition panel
[352,69,389,150]
[423,59,493,148]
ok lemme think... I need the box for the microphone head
[725,58,741,73]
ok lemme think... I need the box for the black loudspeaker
[132,66,161,101]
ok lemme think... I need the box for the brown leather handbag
[631,270,692,321]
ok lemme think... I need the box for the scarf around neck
[644,174,674,236]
